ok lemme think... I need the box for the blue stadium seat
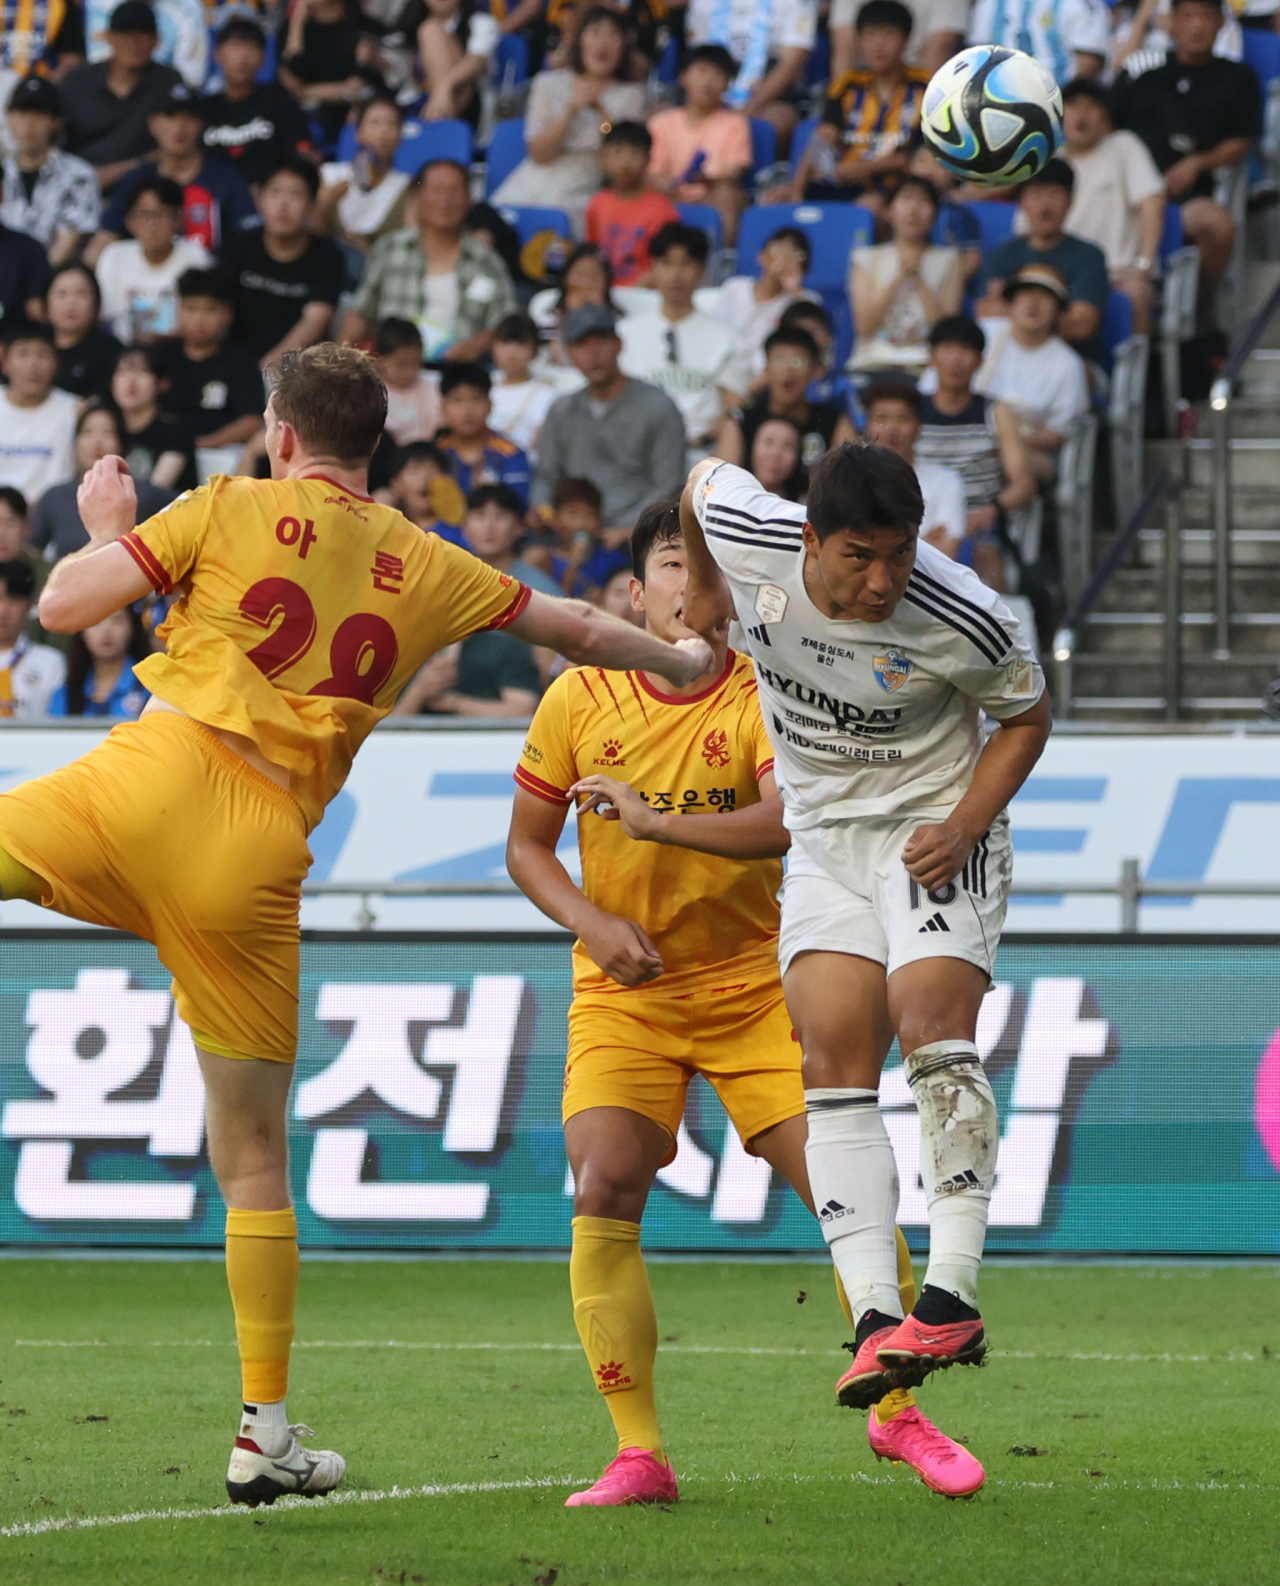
[336,117,473,175]
[675,201,724,251]
[964,200,1017,253]
[1159,201,1183,264]
[496,205,572,246]
[805,31,831,89]
[486,117,527,194]
[1100,288,1134,373]
[657,33,681,84]
[1242,27,1280,90]
[256,31,278,84]
[749,118,778,178]
[493,32,529,86]
[790,113,822,177]
[735,202,874,292]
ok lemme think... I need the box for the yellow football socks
[835,1228,920,1426]
[570,1216,663,1459]
[225,1206,299,1404]
[0,846,44,904]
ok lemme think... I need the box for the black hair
[567,6,629,75]
[929,313,985,353]
[602,120,651,153]
[1061,75,1111,109]
[177,266,236,305]
[113,341,166,378]
[357,93,404,126]
[863,380,923,418]
[466,482,523,516]
[413,157,470,193]
[494,311,539,347]
[49,261,102,320]
[391,439,449,475]
[748,413,806,501]
[555,242,619,315]
[464,202,526,285]
[856,0,913,34]
[682,42,736,77]
[762,225,812,270]
[648,221,709,265]
[0,560,36,599]
[64,606,151,717]
[763,324,819,362]
[76,400,123,443]
[805,443,924,542]
[552,477,603,514]
[891,173,939,212]
[3,319,54,348]
[630,494,682,581]
[126,175,185,213]
[215,15,267,48]
[440,362,492,399]
[375,317,424,357]
[1024,156,1074,195]
[780,299,833,335]
[0,486,27,520]
[261,154,321,200]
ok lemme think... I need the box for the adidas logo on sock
[918,912,950,934]
[935,1169,983,1194]
[819,1199,852,1223]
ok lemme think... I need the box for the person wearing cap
[532,304,687,532]
[201,16,315,190]
[59,2,183,193]
[975,158,1110,362]
[1,76,98,265]
[0,558,64,718]
[85,82,256,266]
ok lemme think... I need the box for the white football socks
[239,1398,289,1456]
[906,1039,999,1309]
[804,1088,903,1324]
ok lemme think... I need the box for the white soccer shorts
[778,811,1012,982]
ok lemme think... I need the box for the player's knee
[905,1041,998,1201]
[572,1154,654,1220]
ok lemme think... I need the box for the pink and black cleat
[835,1325,901,1410]
[875,1310,987,1386]
[565,1448,679,1508]
[868,1405,986,1499]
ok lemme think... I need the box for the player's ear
[629,577,645,614]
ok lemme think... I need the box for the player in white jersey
[679,446,1051,1409]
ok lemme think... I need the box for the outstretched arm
[39,456,153,632]
[678,459,736,640]
[507,590,712,687]
[568,770,790,859]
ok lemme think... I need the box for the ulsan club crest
[872,649,912,692]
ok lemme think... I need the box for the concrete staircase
[1067,261,1280,722]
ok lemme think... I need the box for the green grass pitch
[1,1258,1278,1586]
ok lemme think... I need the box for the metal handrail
[1207,271,1280,656]
[1051,470,1172,719]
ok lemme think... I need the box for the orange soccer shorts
[0,711,309,1063]
[563,969,804,1162]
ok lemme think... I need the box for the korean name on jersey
[695,463,1044,829]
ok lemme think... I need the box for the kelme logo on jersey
[873,650,912,693]
[701,728,730,768]
[593,739,625,767]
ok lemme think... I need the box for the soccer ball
[920,46,1064,189]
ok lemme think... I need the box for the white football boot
[226,1423,347,1507]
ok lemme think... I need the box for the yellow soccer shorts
[0,711,309,1064]
[564,972,805,1162]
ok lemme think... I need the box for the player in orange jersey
[7,344,714,1508]
[506,498,984,1506]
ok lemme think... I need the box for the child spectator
[49,607,151,719]
[778,299,862,423]
[110,347,195,491]
[718,324,858,469]
[1,75,99,266]
[749,414,806,500]
[787,0,928,213]
[376,318,443,446]
[48,264,123,403]
[862,380,968,556]
[907,139,983,281]
[528,243,622,387]
[386,440,467,539]
[647,45,751,245]
[596,562,643,625]
[96,176,211,345]
[683,0,816,144]
[0,322,77,504]
[585,122,681,287]
[32,403,174,562]
[317,96,412,256]
[711,226,818,374]
[0,486,45,604]
[489,313,558,460]
[202,16,316,189]
[435,363,533,509]
[156,269,265,454]
[0,559,64,716]
[546,477,628,597]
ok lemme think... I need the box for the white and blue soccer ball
[920,45,1064,189]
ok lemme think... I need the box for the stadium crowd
[0,0,1269,719]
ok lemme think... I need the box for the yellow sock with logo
[570,1216,663,1460]
[226,1207,299,1412]
[835,1228,920,1426]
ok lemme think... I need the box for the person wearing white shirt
[618,222,751,454]
[684,0,817,139]
[0,324,78,506]
[489,313,557,461]
[0,559,65,719]
[968,0,1111,82]
[95,174,211,344]
[862,381,967,560]
[699,224,818,375]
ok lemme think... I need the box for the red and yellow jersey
[516,650,780,994]
[822,66,930,169]
[122,472,528,830]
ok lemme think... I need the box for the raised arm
[38,456,155,632]
[507,589,712,684]
[678,458,736,639]
[568,769,790,859]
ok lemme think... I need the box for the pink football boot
[835,1325,900,1409]
[868,1404,986,1499]
[565,1448,679,1508]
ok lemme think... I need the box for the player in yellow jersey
[506,499,985,1505]
[7,345,715,1507]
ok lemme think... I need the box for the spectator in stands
[618,222,749,453]
[32,401,173,561]
[647,44,750,246]
[975,159,1109,361]
[973,264,1090,478]
[750,413,806,499]
[0,559,64,717]
[968,0,1111,82]
[224,157,346,368]
[787,0,928,212]
[585,122,680,285]
[908,139,983,281]
[435,363,533,508]
[1111,0,1261,308]
[317,97,412,258]
[202,17,316,190]
[156,269,265,453]
[917,315,1037,582]
[490,8,645,231]
[1058,78,1166,336]
[862,380,967,555]
[48,607,151,719]
[384,440,467,536]
[0,487,45,604]
[528,242,621,382]
[1,76,98,265]
[832,0,966,78]
[96,175,211,344]
[0,170,52,340]
[848,174,964,378]
[110,348,194,490]
[533,304,688,529]
[0,322,76,504]
[684,0,816,145]
[416,0,501,126]
[0,1,84,81]
[87,85,256,267]
[48,264,122,401]
[718,324,857,469]
[490,312,557,458]
[598,562,643,623]
[60,2,184,193]
[779,299,862,422]
[278,0,372,151]
[712,225,816,373]
[542,477,625,596]
[340,159,516,360]
[376,318,443,445]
